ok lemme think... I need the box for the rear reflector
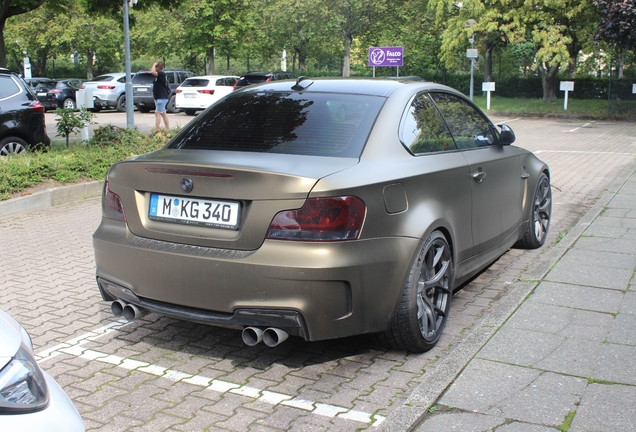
[267,196,365,241]
[103,181,126,222]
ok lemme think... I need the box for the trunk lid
[108,149,359,250]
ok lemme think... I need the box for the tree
[431,0,598,102]
[325,0,390,77]
[594,0,636,50]
[0,0,72,67]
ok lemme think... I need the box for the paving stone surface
[1,118,635,431]
[414,118,636,432]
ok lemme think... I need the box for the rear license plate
[137,88,148,92]
[37,92,47,97]
[184,93,196,98]
[149,193,240,230]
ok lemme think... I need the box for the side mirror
[498,124,516,146]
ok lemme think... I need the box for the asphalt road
[3,117,636,431]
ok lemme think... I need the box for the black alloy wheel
[516,173,551,249]
[380,230,453,353]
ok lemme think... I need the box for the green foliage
[54,108,96,147]
[0,127,175,201]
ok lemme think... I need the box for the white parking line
[36,321,386,426]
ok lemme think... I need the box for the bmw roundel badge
[180,177,194,193]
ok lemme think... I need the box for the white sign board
[633,84,636,94]
[482,82,495,92]
[466,49,479,59]
[559,81,574,91]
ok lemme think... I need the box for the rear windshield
[132,73,154,85]
[93,75,115,82]
[169,91,384,158]
[236,76,269,86]
[36,82,56,90]
[181,78,210,87]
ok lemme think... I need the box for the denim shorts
[155,99,168,114]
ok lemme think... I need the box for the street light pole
[123,0,135,128]
[469,35,475,101]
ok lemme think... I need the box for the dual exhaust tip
[111,301,289,347]
[242,326,289,347]
[110,300,147,322]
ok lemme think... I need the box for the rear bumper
[93,219,418,341]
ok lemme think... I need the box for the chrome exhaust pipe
[262,328,289,347]
[123,303,148,322]
[111,300,127,317]
[242,327,264,346]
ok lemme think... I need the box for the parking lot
[2,117,636,431]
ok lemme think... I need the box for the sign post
[482,82,495,110]
[560,81,574,110]
[368,47,404,77]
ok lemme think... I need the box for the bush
[0,127,176,201]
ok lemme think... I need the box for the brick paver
[1,117,634,430]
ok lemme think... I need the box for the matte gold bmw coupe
[93,77,551,353]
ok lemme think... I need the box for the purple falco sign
[368,47,403,67]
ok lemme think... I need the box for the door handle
[472,170,487,182]
[521,173,530,179]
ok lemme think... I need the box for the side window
[167,73,175,84]
[117,76,126,83]
[399,92,456,155]
[0,76,21,99]
[429,92,495,149]
[177,72,188,84]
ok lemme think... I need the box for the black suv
[233,71,296,90]
[132,69,195,113]
[0,69,50,156]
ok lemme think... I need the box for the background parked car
[34,78,85,111]
[80,72,132,112]
[233,71,296,90]
[0,68,50,156]
[132,69,195,113]
[175,75,238,115]
[0,308,85,431]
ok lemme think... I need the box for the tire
[184,109,196,116]
[63,98,76,109]
[116,94,126,112]
[379,230,453,353]
[515,173,551,249]
[166,95,179,113]
[0,137,29,156]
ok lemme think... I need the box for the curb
[0,181,104,217]
[379,160,636,431]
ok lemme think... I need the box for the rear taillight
[80,84,86,89]
[266,196,365,242]
[29,101,45,113]
[97,85,116,90]
[50,89,62,95]
[266,78,271,82]
[176,89,182,93]
[103,181,126,222]
[198,89,215,95]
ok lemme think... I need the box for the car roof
[185,75,238,80]
[235,76,439,97]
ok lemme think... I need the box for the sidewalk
[385,164,636,431]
